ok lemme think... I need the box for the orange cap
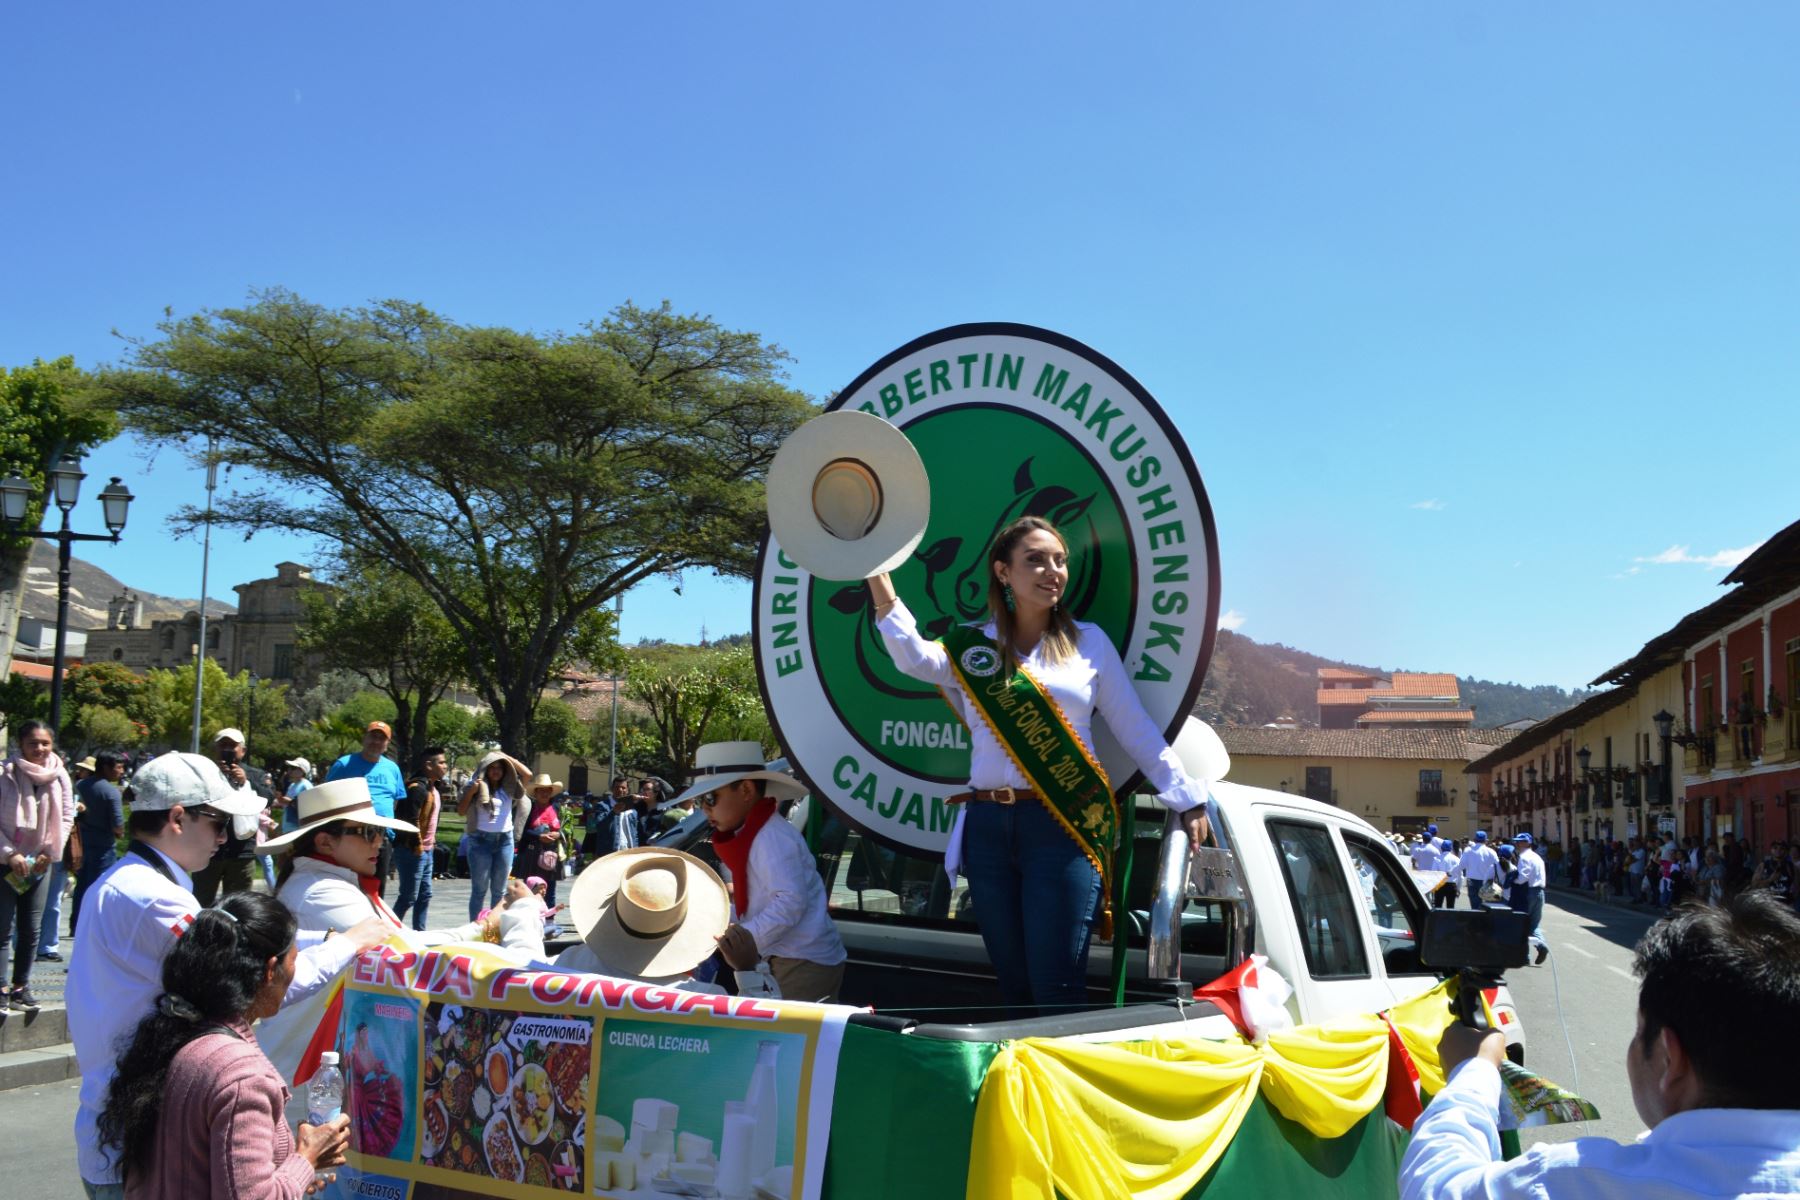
[366,721,393,737]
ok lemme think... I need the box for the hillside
[1191,629,1598,729]
[23,540,234,629]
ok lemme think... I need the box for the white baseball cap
[212,727,247,746]
[129,751,265,816]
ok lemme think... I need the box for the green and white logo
[754,324,1219,855]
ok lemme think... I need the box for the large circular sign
[753,324,1220,856]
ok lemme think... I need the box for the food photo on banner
[315,940,848,1200]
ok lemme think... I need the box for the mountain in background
[22,540,234,630]
[1192,629,1598,728]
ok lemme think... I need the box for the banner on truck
[320,942,850,1200]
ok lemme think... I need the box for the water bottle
[308,1051,344,1126]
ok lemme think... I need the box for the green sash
[940,624,1120,937]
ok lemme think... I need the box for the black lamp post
[1,457,134,732]
[1653,710,1676,809]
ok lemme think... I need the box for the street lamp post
[1653,709,1676,814]
[0,457,134,731]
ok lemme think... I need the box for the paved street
[0,876,1665,1196]
[1502,887,1663,1150]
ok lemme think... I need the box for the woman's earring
[1003,584,1016,613]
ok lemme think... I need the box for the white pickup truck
[645,756,1528,1058]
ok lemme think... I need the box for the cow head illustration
[826,457,1106,700]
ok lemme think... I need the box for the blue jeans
[1525,886,1548,955]
[960,799,1102,1015]
[37,861,68,955]
[392,844,433,930]
[70,831,117,937]
[464,831,514,919]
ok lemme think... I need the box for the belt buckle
[994,787,1017,806]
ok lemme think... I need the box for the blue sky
[4,4,1795,689]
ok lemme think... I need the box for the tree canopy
[92,292,814,753]
[0,357,119,676]
[298,563,467,770]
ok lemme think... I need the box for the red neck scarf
[712,798,778,917]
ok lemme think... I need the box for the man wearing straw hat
[671,741,846,1003]
[554,847,732,993]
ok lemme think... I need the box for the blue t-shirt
[326,752,406,819]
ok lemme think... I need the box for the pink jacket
[125,1020,317,1200]
[0,753,70,864]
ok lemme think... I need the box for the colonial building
[1316,668,1475,729]
[1470,517,1800,850]
[83,562,330,686]
[1218,725,1518,838]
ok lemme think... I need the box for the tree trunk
[0,543,28,684]
[407,694,433,775]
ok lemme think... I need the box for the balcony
[1417,789,1450,807]
[1765,711,1795,764]
[1726,721,1759,769]
[1682,731,1719,775]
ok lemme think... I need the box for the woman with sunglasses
[254,779,485,1112]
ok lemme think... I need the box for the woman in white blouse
[868,515,1208,1013]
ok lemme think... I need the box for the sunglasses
[189,808,229,830]
[338,823,386,843]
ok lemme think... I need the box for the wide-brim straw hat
[1170,717,1231,784]
[569,848,732,980]
[670,741,808,809]
[260,777,417,852]
[529,772,563,794]
[765,410,929,581]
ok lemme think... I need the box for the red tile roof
[1356,709,1476,725]
[1216,726,1519,762]
[1317,672,1464,707]
[1317,668,1378,681]
[6,660,58,683]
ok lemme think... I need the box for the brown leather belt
[947,787,1041,806]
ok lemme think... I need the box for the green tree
[297,565,465,770]
[72,704,140,751]
[0,672,48,738]
[531,695,587,760]
[623,643,765,778]
[59,660,153,746]
[0,358,119,673]
[140,660,287,755]
[96,292,814,753]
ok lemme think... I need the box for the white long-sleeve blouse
[876,600,1205,874]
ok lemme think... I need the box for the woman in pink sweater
[0,718,71,1011]
[97,893,351,1198]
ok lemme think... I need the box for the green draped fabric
[823,1023,1001,1199]
[820,1022,1414,1199]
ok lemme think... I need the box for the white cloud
[1633,542,1763,570]
[1409,498,1446,511]
[1217,609,1246,632]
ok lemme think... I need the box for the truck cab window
[1268,819,1369,980]
[1343,835,1429,975]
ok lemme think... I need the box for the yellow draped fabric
[967,980,1460,1200]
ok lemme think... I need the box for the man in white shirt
[1459,831,1500,912]
[674,741,847,1003]
[1513,832,1550,964]
[66,752,388,1199]
[1410,824,1442,871]
[1400,891,1800,1199]
[1435,838,1464,909]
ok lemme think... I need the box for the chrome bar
[1146,808,1190,982]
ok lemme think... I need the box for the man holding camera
[1400,892,1800,1199]
[189,727,276,905]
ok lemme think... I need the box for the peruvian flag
[293,977,346,1087]
[1195,955,1294,1042]
[1382,1013,1425,1128]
